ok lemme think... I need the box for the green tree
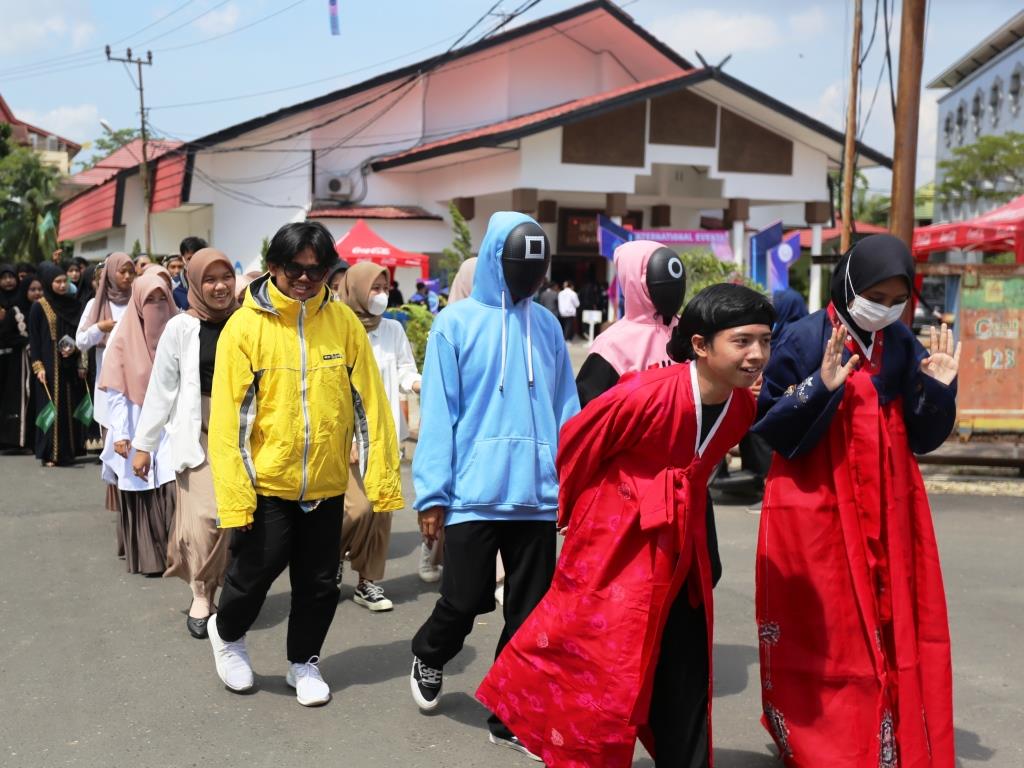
[679,247,764,302]
[0,124,61,263]
[399,302,434,369]
[75,127,141,171]
[260,236,271,271]
[438,200,473,281]
[130,239,142,258]
[937,131,1024,206]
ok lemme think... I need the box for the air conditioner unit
[327,174,354,200]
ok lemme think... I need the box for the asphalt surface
[0,451,1019,768]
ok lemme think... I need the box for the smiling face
[26,279,43,303]
[851,274,911,308]
[268,247,327,302]
[329,269,346,297]
[200,263,236,311]
[693,323,772,390]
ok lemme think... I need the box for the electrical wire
[0,0,197,78]
[882,0,897,119]
[153,0,309,53]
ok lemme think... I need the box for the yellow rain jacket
[209,274,403,528]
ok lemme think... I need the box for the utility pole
[105,46,153,257]
[840,0,863,254]
[890,0,927,248]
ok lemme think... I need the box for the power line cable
[153,0,309,53]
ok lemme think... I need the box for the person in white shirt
[557,280,580,341]
[336,262,420,611]
[132,249,240,638]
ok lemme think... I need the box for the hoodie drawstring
[498,291,535,391]
[499,290,508,392]
[525,298,534,387]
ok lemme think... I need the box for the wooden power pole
[105,46,154,257]
[840,0,863,255]
[890,0,928,248]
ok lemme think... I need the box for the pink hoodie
[588,240,678,375]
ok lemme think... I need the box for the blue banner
[767,231,801,291]
[749,221,782,288]
[597,214,632,260]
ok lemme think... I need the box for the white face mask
[845,262,906,332]
[368,292,388,316]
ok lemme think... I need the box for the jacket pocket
[454,437,558,508]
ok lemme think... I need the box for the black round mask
[501,221,551,303]
[645,247,686,325]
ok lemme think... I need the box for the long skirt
[0,346,29,449]
[164,397,229,601]
[120,481,176,575]
[341,463,393,582]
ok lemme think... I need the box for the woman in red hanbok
[751,234,960,767]
[477,284,776,767]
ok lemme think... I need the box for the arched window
[1010,66,1023,116]
[971,90,984,135]
[990,78,1003,127]
[955,101,967,143]
[943,113,955,147]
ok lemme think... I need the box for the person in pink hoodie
[575,240,686,406]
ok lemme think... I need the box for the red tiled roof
[66,139,181,188]
[0,93,82,153]
[59,183,119,242]
[372,70,705,171]
[150,152,188,213]
[308,205,441,220]
[789,219,889,249]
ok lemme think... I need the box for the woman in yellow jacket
[206,222,403,707]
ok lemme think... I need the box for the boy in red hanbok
[477,283,776,767]
[752,234,959,767]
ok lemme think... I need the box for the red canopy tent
[913,194,1024,263]
[333,219,430,278]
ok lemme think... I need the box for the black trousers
[560,315,575,340]
[648,586,710,768]
[411,519,556,734]
[216,495,343,663]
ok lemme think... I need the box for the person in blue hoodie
[409,211,580,759]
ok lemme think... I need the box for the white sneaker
[494,582,504,606]
[286,656,331,706]
[207,614,254,692]
[417,541,442,583]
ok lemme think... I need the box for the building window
[990,78,1003,127]
[45,135,58,151]
[955,101,966,143]
[943,113,954,147]
[971,90,984,135]
[1010,67,1023,116]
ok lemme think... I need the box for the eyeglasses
[282,262,329,282]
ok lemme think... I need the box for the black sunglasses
[282,262,329,282]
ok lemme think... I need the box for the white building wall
[934,38,1024,221]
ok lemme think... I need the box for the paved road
[0,451,1019,768]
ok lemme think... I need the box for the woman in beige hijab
[336,262,421,612]
[97,271,179,575]
[133,249,240,637]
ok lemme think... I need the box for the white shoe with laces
[286,656,331,706]
[354,579,394,611]
[207,614,254,692]
[417,541,442,583]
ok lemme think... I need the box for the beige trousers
[341,464,393,581]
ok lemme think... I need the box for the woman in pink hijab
[98,271,179,575]
[133,249,240,636]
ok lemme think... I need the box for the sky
[0,0,1019,196]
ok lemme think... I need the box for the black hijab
[0,264,19,309]
[77,265,98,308]
[36,262,83,330]
[829,233,914,346]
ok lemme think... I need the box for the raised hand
[821,325,860,392]
[920,323,961,386]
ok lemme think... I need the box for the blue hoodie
[413,212,580,525]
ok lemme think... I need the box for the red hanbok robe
[477,361,756,767]
[752,307,956,767]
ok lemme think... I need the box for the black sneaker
[410,656,443,711]
[489,732,542,762]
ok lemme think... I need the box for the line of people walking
[0,215,962,767]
